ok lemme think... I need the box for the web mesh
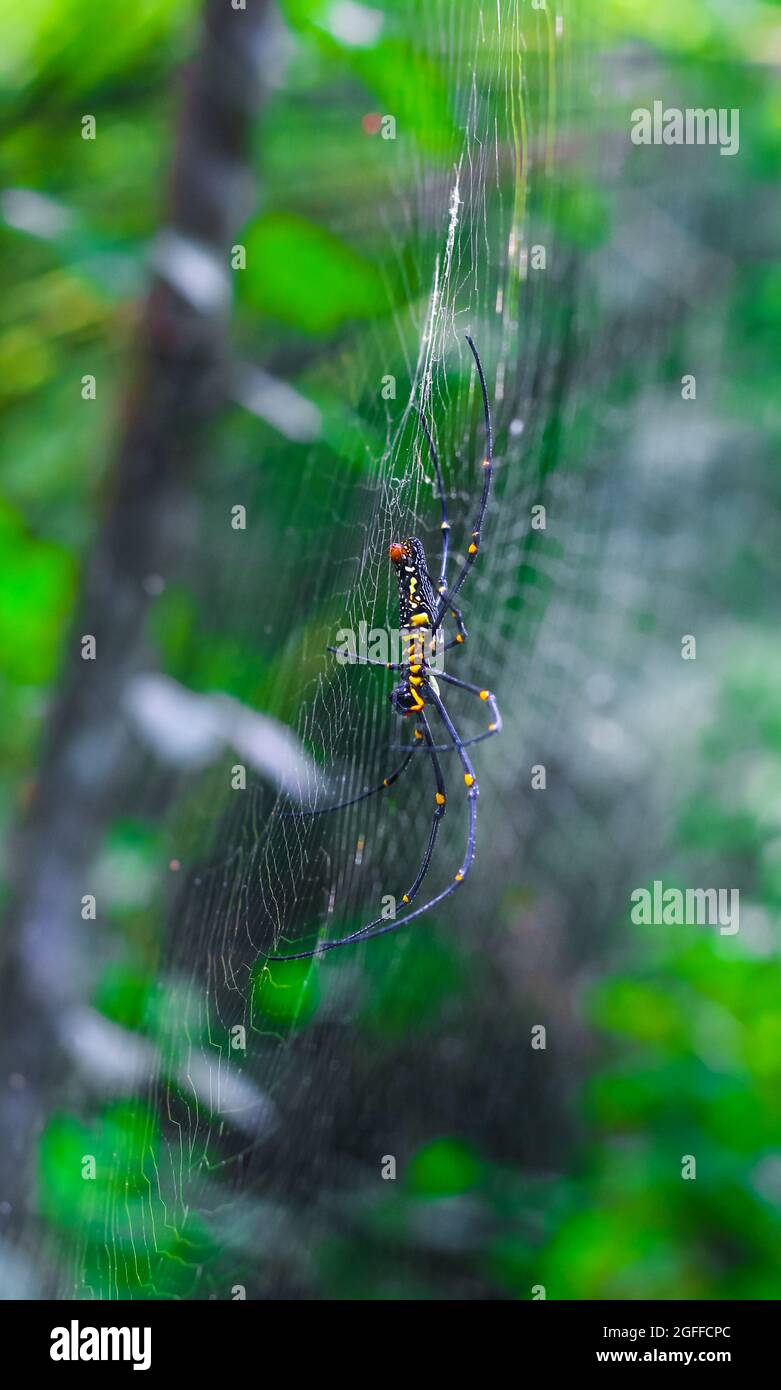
[50,0,583,1298]
[177,27,569,951]
[8,0,775,1306]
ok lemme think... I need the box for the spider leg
[391,727,497,754]
[275,746,416,818]
[424,569,468,654]
[426,683,480,805]
[433,335,493,631]
[432,670,502,739]
[327,645,400,671]
[396,710,446,908]
[268,685,477,959]
[440,605,468,652]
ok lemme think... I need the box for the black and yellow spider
[273,335,501,958]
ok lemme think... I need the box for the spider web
[49,0,745,1301]
[28,0,780,1304]
[47,0,587,1300]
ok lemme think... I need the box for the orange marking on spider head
[389,542,406,565]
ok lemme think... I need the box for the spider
[272,335,501,959]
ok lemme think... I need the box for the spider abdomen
[389,536,437,629]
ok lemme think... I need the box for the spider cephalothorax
[272,335,504,959]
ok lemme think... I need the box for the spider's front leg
[425,570,468,654]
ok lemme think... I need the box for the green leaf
[241,213,388,334]
[0,499,74,683]
[406,1137,482,1198]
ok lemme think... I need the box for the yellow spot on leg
[468,543,478,556]
[464,773,474,787]
[455,871,464,882]
[479,689,490,700]
[402,894,410,904]
[435,792,446,805]
[488,722,498,732]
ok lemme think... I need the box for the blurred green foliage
[253,957,321,1030]
[241,213,391,334]
[39,1100,223,1297]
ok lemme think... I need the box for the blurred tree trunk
[0,0,277,1261]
